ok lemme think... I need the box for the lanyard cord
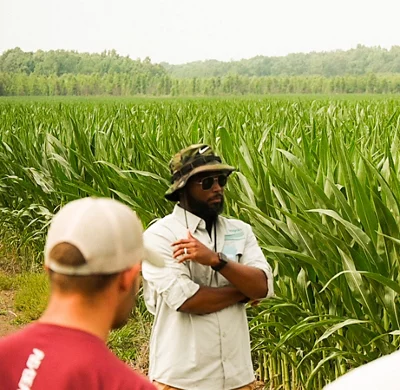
[184,207,189,230]
[214,220,217,252]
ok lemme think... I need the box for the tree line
[1,72,399,96]
[163,45,400,78]
[1,47,400,96]
[0,47,165,77]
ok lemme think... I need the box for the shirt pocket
[221,240,245,263]
[215,240,246,287]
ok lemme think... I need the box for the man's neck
[178,203,217,236]
[39,293,114,342]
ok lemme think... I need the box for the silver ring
[184,247,188,255]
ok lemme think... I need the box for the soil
[0,289,21,337]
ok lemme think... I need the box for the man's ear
[119,263,141,292]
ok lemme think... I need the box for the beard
[185,192,224,222]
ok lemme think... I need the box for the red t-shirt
[0,323,156,390]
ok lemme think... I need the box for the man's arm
[143,225,270,316]
[178,286,246,315]
[143,228,249,315]
[217,260,268,300]
[173,231,270,300]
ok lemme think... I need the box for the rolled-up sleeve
[240,224,275,298]
[142,228,200,313]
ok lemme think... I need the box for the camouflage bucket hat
[165,144,236,202]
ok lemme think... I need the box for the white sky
[0,0,399,64]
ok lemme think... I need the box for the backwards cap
[45,197,163,275]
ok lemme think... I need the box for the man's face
[184,170,227,220]
[111,272,141,330]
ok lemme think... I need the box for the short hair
[48,242,118,295]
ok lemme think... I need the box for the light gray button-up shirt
[142,205,274,390]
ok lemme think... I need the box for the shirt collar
[172,204,208,232]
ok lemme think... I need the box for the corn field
[1,96,400,389]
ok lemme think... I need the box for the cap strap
[172,156,221,183]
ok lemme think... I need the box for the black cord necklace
[214,220,217,252]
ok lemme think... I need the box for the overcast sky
[0,0,399,64]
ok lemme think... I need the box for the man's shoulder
[72,342,155,388]
[0,323,37,347]
[145,213,175,233]
[103,355,155,388]
[0,325,155,390]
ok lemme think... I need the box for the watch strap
[211,252,228,272]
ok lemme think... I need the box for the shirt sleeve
[240,223,275,298]
[142,226,200,313]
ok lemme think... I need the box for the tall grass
[1,96,400,389]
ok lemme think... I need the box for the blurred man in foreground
[0,197,163,390]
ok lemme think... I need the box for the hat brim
[144,247,164,267]
[47,245,165,275]
[165,163,236,202]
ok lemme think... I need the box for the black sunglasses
[194,174,228,190]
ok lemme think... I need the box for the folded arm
[178,286,246,315]
[217,260,268,300]
[173,229,271,301]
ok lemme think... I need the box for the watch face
[219,253,229,263]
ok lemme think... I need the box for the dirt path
[0,289,22,337]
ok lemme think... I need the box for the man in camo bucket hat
[142,144,275,390]
[165,143,236,201]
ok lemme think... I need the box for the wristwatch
[211,252,229,272]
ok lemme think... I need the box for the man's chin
[208,199,222,206]
[111,318,129,330]
[112,308,135,330]
[187,195,224,219]
[209,202,223,216]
